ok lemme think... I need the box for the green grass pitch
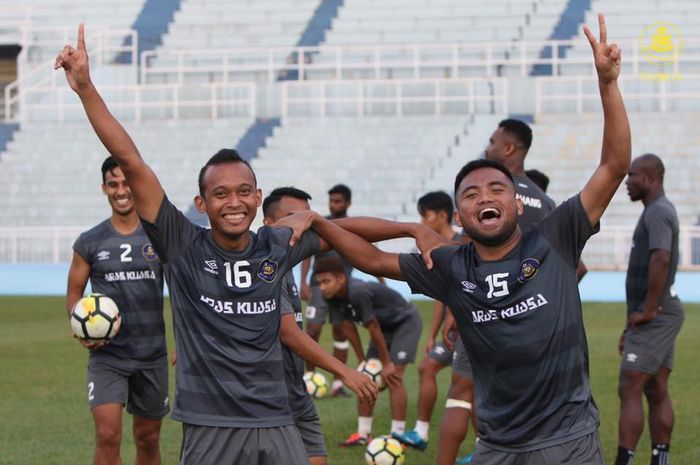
[0,297,698,464]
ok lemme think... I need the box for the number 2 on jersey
[486,273,509,298]
[224,261,252,288]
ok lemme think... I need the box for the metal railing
[12,82,256,122]
[139,37,698,85]
[2,225,700,269]
[4,28,138,122]
[534,74,700,114]
[281,78,508,117]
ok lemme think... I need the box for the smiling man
[56,25,376,465]
[277,14,630,464]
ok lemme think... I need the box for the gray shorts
[294,402,327,458]
[87,361,169,420]
[427,341,454,366]
[452,337,473,379]
[621,310,684,374]
[473,431,604,465]
[180,424,309,465]
[367,312,422,365]
[305,285,329,325]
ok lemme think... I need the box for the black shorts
[367,313,422,365]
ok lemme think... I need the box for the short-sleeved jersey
[141,196,321,428]
[399,195,599,452]
[279,272,312,416]
[626,195,682,316]
[329,278,418,329]
[73,219,165,369]
[514,174,556,232]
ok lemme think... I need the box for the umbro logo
[97,251,110,261]
[461,281,477,294]
[203,260,218,275]
[626,353,638,363]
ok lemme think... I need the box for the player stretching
[615,154,684,465]
[67,156,167,465]
[279,14,629,464]
[313,257,422,446]
[57,26,377,465]
[393,191,471,453]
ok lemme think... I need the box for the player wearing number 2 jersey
[277,14,629,464]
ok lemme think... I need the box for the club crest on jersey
[461,280,477,294]
[517,258,540,283]
[257,259,279,282]
[142,244,158,261]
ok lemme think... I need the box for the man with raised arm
[278,14,629,464]
[56,25,377,465]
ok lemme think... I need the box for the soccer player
[300,183,368,397]
[393,191,466,451]
[485,119,588,283]
[56,26,377,465]
[262,186,378,465]
[66,156,167,465]
[313,257,422,446]
[279,14,629,463]
[615,154,685,465]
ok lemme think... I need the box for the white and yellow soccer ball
[357,358,386,391]
[303,371,329,398]
[70,293,121,341]
[365,436,405,465]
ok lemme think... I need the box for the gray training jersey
[514,174,556,232]
[329,278,418,329]
[141,196,321,428]
[280,272,316,417]
[73,219,165,369]
[399,195,600,452]
[626,195,682,316]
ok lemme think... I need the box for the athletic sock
[332,379,344,391]
[358,416,373,437]
[390,420,406,435]
[651,443,670,465]
[614,446,634,465]
[414,420,430,440]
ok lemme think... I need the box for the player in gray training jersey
[615,154,684,465]
[57,27,377,465]
[262,187,378,465]
[67,156,167,465]
[313,257,422,446]
[277,16,629,463]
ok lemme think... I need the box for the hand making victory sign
[584,13,621,85]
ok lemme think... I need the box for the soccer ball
[70,293,121,341]
[357,358,386,390]
[303,371,329,398]
[365,436,405,465]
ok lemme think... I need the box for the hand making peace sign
[583,13,621,85]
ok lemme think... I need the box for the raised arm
[55,24,164,222]
[580,14,631,226]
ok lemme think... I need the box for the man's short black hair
[197,149,256,197]
[313,256,346,276]
[525,169,550,193]
[499,119,533,152]
[417,191,454,223]
[262,186,312,218]
[328,184,352,202]
[454,159,515,197]
[101,156,119,183]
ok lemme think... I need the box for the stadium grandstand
[1,0,699,271]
